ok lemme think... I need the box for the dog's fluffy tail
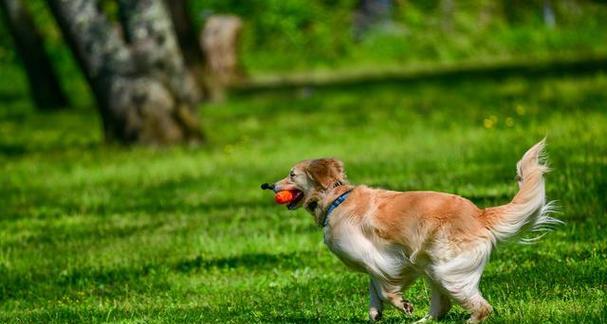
[482,139,562,244]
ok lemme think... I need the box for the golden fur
[270,140,560,323]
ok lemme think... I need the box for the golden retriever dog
[265,140,560,323]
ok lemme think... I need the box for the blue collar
[322,190,353,227]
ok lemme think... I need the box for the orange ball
[274,190,294,204]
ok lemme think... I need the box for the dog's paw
[402,300,414,315]
[394,298,413,316]
[369,309,382,322]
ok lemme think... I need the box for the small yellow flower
[505,117,514,127]
[515,105,526,116]
[483,118,494,128]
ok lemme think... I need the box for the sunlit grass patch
[1,73,606,323]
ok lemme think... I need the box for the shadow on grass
[267,315,369,323]
[2,248,604,322]
[4,302,605,323]
[0,172,266,220]
[1,152,517,220]
[1,304,370,323]
[0,142,28,158]
[175,251,311,273]
[268,310,466,324]
[234,56,607,93]
[0,251,311,302]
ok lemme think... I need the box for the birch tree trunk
[47,0,203,145]
[0,0,68,110]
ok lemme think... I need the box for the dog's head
[272,158,347,212]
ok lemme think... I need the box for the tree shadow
[0,250,310,303]
[174,251,310,273]
[0,91,27,105]
[234,56,607,94]
[267,315,369,323]
[0,142,28,157]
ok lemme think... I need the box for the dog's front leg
[371,277,414,316]
[369,278,384,321]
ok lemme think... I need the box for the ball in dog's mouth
[287,190,304,210]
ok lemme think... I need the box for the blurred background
[1,0,606,322]
[1,1,607,120]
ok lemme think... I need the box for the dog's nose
[260,183,275,191]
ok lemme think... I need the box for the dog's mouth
[287,190,304,210]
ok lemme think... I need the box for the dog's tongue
[291,190,303,201]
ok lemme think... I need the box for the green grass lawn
[1,72,606,323]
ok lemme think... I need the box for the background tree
[46,0,202,145]
[0,0,67,110]
[440,0,455,32]
[353,0,393,40]
[543,0,556,28]
[164,0,206,97]
[164,1,245,102]
[200,15,243,102]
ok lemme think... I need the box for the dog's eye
[290,171,296,178]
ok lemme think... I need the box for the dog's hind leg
[430,242,493,323]
[449,287,492,324]
[428,280,452,320]
[431,275,492,323]
[413,280,452,323]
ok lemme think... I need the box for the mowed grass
[1,72,606,323]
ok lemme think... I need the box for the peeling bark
[47,0,202,145]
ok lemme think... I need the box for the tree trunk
[164,0,206,97]
[543,0,556,28]
[353,0,393,40]
[440,0,455,32]
[200,15,243,102]
[0,0,68,110]
[46,0,202,145]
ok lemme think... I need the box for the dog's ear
[306,158,346,189]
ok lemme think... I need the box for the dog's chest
[323,224,369,272]
[323,222,407,278]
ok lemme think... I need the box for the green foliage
[190,0,607,73]
[2,0,607,76]
[1,72,606,322]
